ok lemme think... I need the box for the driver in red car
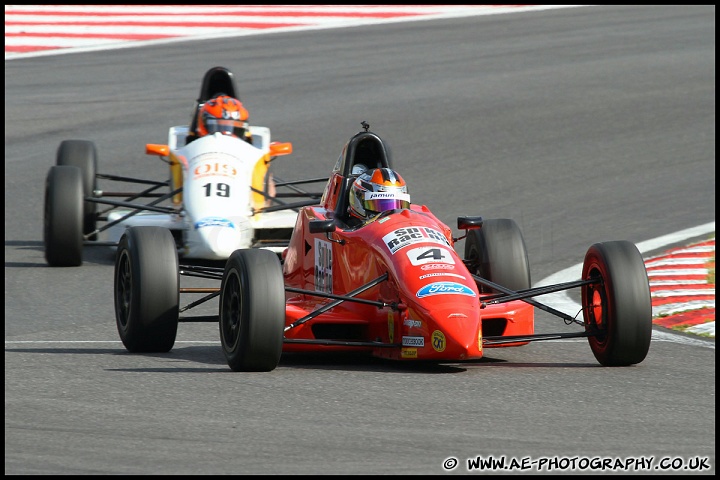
[347,167,410,228]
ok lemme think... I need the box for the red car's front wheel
[581,241,652,366]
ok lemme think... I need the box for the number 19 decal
[406,246,455,266]
[203,182,230,197]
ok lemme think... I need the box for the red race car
[114,123,653,372]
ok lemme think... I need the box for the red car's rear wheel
[464,218,531,293]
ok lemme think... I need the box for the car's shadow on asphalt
[5,239,117,267]
[6,345,598,373]
[4,241,233,269]
[6,345,504,373]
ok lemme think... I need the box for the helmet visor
[363,191,410,214]
[205,118,243,135]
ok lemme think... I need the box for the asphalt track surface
[5,5,715,475]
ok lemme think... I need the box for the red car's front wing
[282,296,535,361]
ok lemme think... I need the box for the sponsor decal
[432,330,446,353]
[364,191,411,202]
[401,349,418,359]
[383,226,451,254]
[448,313,468,319]
[378,216,391,224]
[388,311,394,343]
[314,238,332,294]
[194,217,235,229]
[478,328,483,353]
[403,318,422,329]
[193,161,238,179]
[190,152,240,170]
[402,336,425,347]
[416,282,476,298]
[406,246,456,266]
[419,272,466,280]
[420,263,455,271]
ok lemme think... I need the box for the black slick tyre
[581,241,652,366]
[114,226,179,353]
[56,140,98,239]
[44,165,84,267]
[219,249,285,372]
[464,218,531,293]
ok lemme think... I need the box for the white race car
[43,66,325,267]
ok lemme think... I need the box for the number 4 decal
[406,246,456,266]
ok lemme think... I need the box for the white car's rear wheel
[56,140,98,240]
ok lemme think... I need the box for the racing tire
[114,226,179,353]
[57,140,98,240]
[581,241,652,367]
[219,248,285,372]
[464,218,531,293]
[44,165,84,267]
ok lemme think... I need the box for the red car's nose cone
[403,300,483,361]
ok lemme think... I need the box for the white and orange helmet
[349,168,410,220]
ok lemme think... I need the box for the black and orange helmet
[349,168,410,219]
[196,95,250,139]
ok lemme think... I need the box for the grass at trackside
[703,238,714,338]
[654,235,715,338]
[703,233,715,284]
[704,236,715,284]
[672,323,715,338]
[707,261,715,285]
[657,306,715,338]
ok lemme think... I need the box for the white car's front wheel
[44,165,84,267]
[114,226,179,353]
